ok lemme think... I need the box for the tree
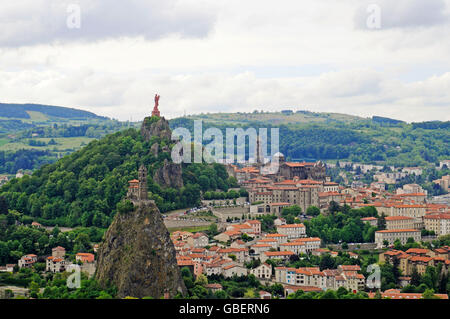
[0,196,8,215]
[320,289,337,299]
[319,254,335,270]
[198,175,210,192]
[422,289,438,299]
[181,267,192,279]
[207,223,218,236]
[194,274,208,287]
[51,225,60,238]
[377,213,386,230]
[214,290,228,299]
[328,201,340,214]
[282,205,302,217]
[29,281,40,299]
[410,266,421,286]
[116,200,134,215]
[306,206,320,217]
[268,284,284,297]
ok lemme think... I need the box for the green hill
[0,103,107,121]
[180,110,366,126]
[0,122,236,227]
[169,112,449,167]
[0,103,137,174]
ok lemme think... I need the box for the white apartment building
[276,224,306,239]
[424,214,450,236]
[375,229,421,248]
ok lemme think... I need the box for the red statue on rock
[152,94,161,117]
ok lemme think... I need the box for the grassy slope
[0,137,95,152]
[188,111,365,126]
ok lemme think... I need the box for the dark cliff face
[153,159,184,189]
[141,116,184,189]
[95,201,187,298]
[140,116,172,142]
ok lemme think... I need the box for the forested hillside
[170,113,450,167]
[0,128,237,227]
[0,103,106,120]
[0,103,138,174]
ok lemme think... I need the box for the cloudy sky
[1,0,450,122]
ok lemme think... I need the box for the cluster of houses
[172,218,369,294]
[379,247,450,278]
[12,247,96,277]
[242,164,449,246]
[276,265,365,293]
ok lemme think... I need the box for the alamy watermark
[67,4,81,29]
[366,264,381,289]
[171,120,281,173]
[366,4,381,29]
[66,265,81,289]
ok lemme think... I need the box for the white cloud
[0,0,216,47]
[0,0,449,123]
[1,68,449,122]
[354,0,450,30]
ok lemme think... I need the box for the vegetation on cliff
[1,125,234,227]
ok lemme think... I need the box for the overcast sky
[1,0,450,122]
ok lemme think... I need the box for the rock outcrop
[140,115,184,189]
[153,159,184,189]
[95,201,187,298]
[140,116,172,142]
[150,143,159,157]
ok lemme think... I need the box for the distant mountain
[176,110,366,126]
[170,111,450,167]
[372,116,405,125]
[0,103,108,121]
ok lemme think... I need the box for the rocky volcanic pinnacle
[141,116,184,189]
[95,201,187,298]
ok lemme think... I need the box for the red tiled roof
[277,223,305,228]
[375,229,420,233]
[264,251,294,256]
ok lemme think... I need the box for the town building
[423,213,450,236]
[76,253,95,263]
[291,237,321,253]
[188,232,209,248]
[433,175,450,192]
[261,251,295,263]
[396,184,427,196]
[276,223,306,239]
[250,263,272,279]
[375,229,421,248]
[385,216,415,230]
[46,256,65,273]
[223,264,248,278]
[52,246,66,258]
[18,254,37,269]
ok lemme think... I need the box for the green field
[186,111,365,126]
[25,111,49,122]
[0,139,8,147]
[0,137,95,152]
